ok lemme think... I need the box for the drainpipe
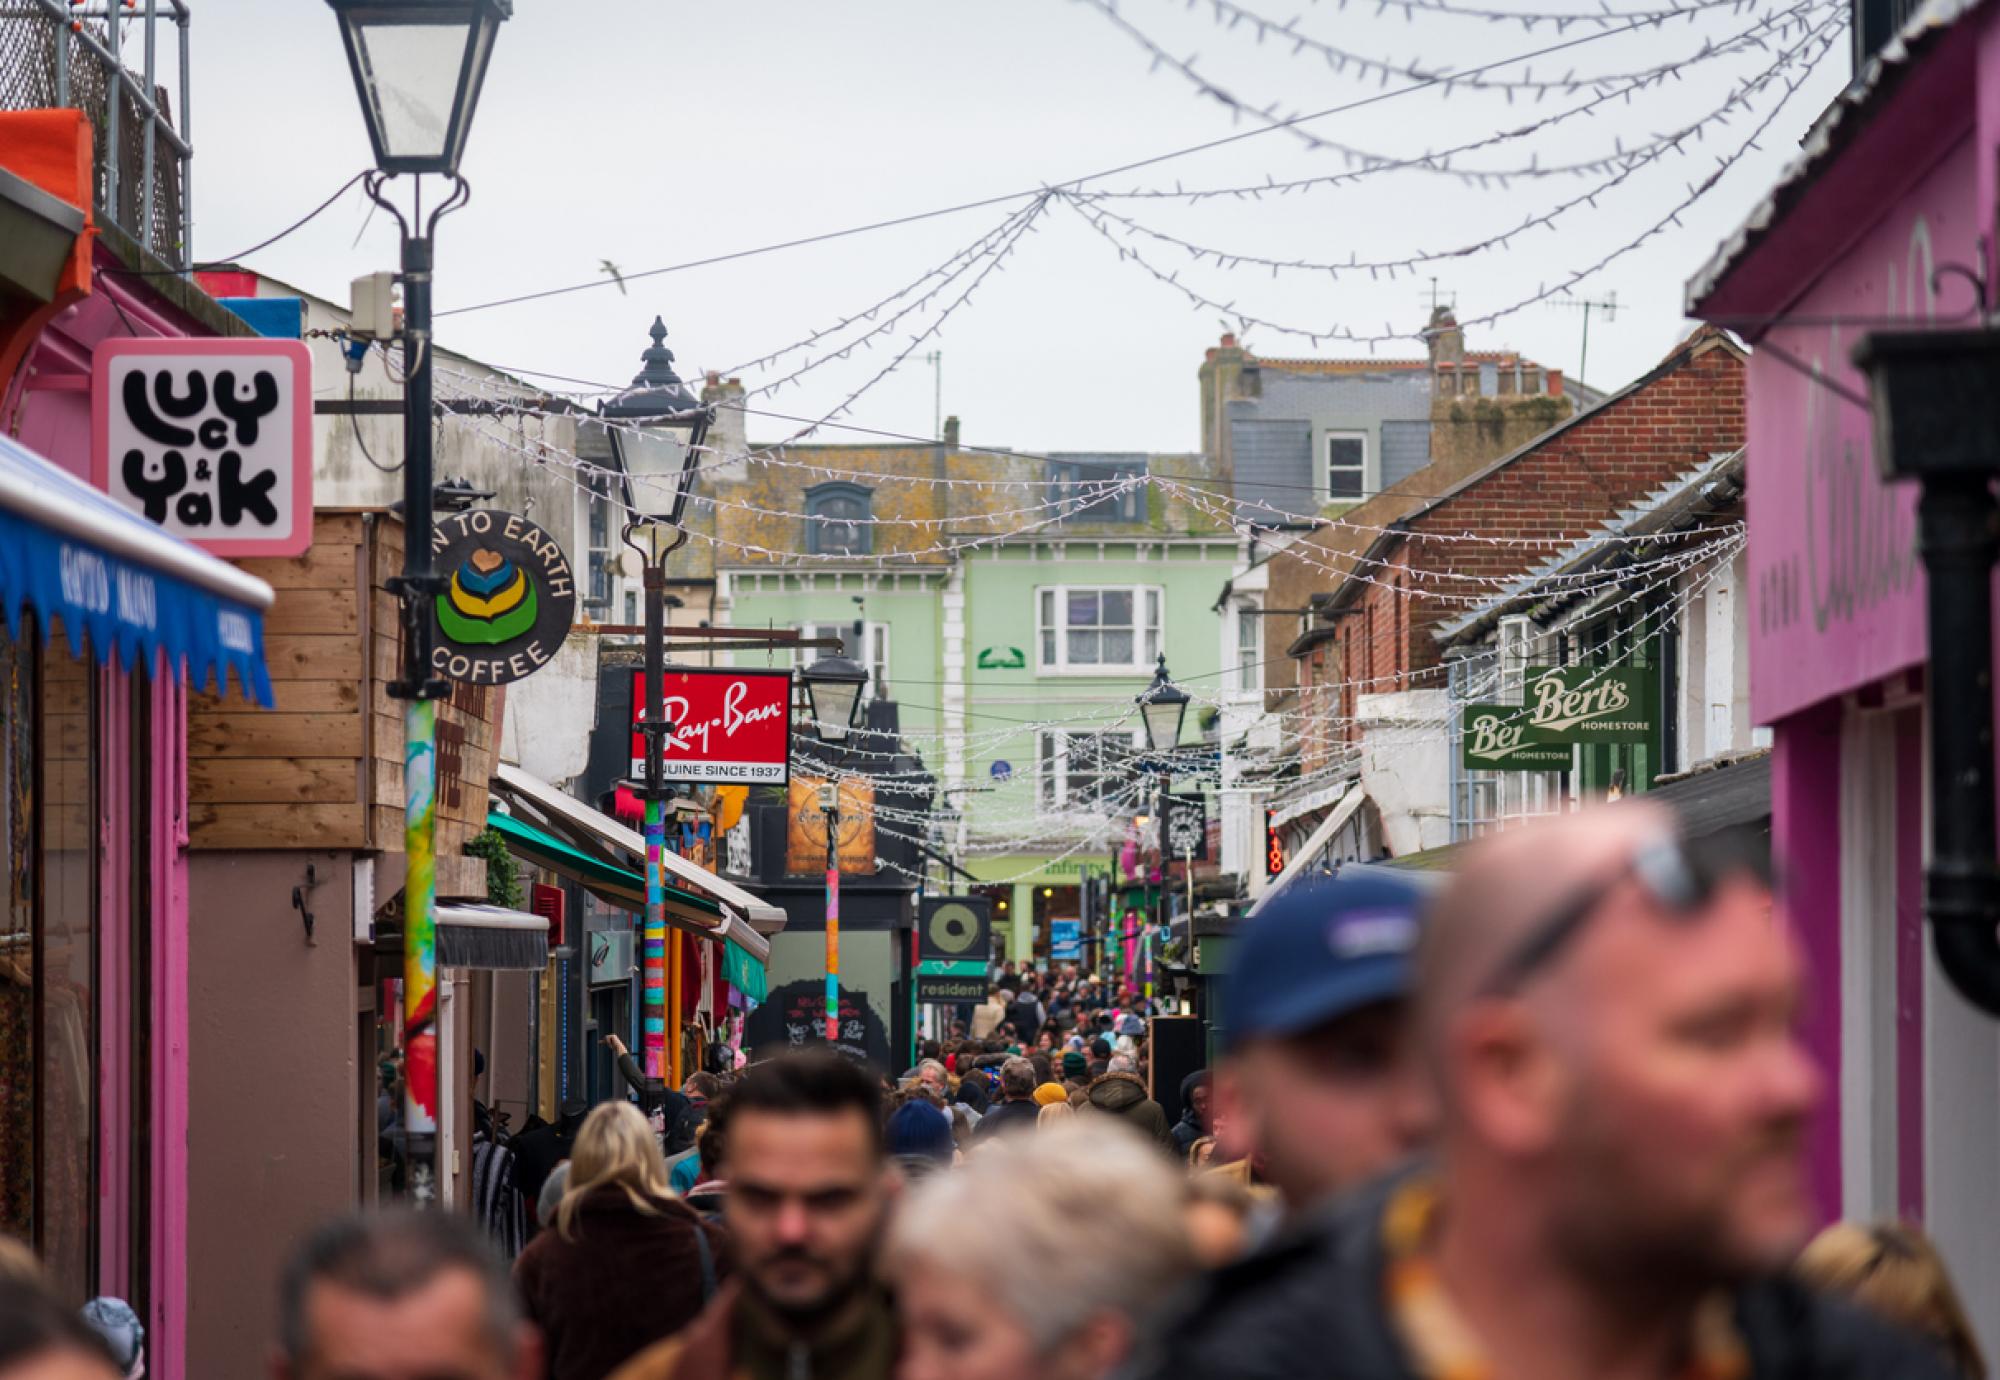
[1854,328,2000,1018]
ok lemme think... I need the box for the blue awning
[0,432,274,704]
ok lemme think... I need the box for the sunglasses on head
[1479,829,1772,997]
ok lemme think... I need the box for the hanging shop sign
[429,509,576,684]
[785,776,877,876]
[1264,808,1286,876]
[919,895,991,964]
[629,667,793,785]
[93,338,314,557]
[1050,918,1083,961]
[1521,666,1654,743]
[1163,793,1208,861]
[1461,704,1574,771]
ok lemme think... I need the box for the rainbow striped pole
[403,699,439,1195]
[823,785,840,1042]
[643,796,668,1078]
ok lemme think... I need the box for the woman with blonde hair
[1036,1099,1075,1129]
[887,1121,1196,1380]
[513,1100,729,1380]
[1797,1222,1985,1377]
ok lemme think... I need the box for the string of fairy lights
[225,0,1821,883]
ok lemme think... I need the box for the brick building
[1275,326,1746,860]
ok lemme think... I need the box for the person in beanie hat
[886,1100,956,1179]
[1061,1050,1088,1084]
[1032,1082,1070,1108]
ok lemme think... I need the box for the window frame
[1036,728,1142,813]
[804,482,874,557]
[1034,584,1163,675]
[1048,460,1145,524]
[1324,430,1370,503]
[1235,601,1262,692]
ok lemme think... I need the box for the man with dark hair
[273,1209,540,1380]
[610,1053,896,1380]
[971,1056,1040,1142]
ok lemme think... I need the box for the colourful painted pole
[825,794,840,1042]
[403,698,439,1193]
[643,796,668,1079]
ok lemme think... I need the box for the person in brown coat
[1082,1068,1173,1151]
[608,1053,898,1380]
[513,1100,730,1380]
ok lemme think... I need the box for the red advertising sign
[631,667,794,786]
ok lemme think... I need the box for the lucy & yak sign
[93,339,313,557]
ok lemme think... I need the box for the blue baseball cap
[1222,874,1426,1053]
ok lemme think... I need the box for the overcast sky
[192,0,1848,456]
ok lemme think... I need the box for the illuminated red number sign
[1264,809,1285,876]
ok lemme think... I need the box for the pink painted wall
[6,242,222,1380]
[1742,134,1979,726]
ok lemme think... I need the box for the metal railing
[0,1,192,268]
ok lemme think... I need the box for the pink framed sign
[91,338,314,557]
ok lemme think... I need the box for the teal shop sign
[1461,705,1572,772]
[1521,666,1653,743]
[976,646,1026,670]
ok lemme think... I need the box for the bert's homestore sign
[631,667,793,786]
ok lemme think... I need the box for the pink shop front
[1689,0,2000,1340]
[0,153,276,1379]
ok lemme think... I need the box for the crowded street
[1,0,1998,1375]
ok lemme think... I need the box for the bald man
[1153,804,1951,1380]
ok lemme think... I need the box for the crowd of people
[1,803,1991,1379]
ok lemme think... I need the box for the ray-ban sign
[631,667,794,786]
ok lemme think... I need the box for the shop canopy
[436,902,548,971]
[491,762,787,935]
[486,807,771,969]
[0,432,273,702]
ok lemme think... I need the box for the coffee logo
[430,510,575,685]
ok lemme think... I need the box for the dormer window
[805,483,872,556]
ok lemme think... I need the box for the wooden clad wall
[189,511,500,886]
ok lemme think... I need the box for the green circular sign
[429,509,576,685]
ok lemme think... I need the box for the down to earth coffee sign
[1461,666,1654,771]
[93,339,313,557]
[430,509,576,684]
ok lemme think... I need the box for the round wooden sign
[429,509,576,685]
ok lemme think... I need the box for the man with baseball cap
[1208,873,1434,1214]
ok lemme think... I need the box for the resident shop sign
[630,667,793,785]
[93,338,313,557]
[431,509,576,684]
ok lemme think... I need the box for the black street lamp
[328,0,509,1205]
[605,318,714,1088]
[328,0,511,176]
[1854,327,2000,1018]
[800,652,871,745]
[1136,654,1191,753]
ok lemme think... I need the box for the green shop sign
[1462,705,1573,771]
[1521,666,1653,743]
